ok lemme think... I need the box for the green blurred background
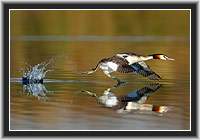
[11,10,189,36]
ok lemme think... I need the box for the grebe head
[152,54,175,61]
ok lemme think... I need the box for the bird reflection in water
[79,83,168,114]
[22,82,52,101]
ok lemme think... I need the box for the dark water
[10,10,190,130]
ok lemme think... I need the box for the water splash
[21,54,65,84]
[23,83,52,101]
[22,61,54,84]
[23,83,52,96]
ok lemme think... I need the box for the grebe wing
[136,83,161,98]
[125,83,161,103]
[116,64,134,73]
[131,61,162,80]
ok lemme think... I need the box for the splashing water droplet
[22,61,54,84]
[21,54,66,84]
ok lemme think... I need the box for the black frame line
[3,2,197,137]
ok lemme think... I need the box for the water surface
[10,39,190,130]
[10,10,190,130]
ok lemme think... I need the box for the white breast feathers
[106,62,118,71]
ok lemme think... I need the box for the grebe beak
[166,57,175,61]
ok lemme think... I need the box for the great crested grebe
[80,83,168,113]
[81,53,175,82]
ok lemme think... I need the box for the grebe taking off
[81,53,175,82]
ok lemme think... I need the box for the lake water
[9,10,190,130]
[10,37,190,130]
